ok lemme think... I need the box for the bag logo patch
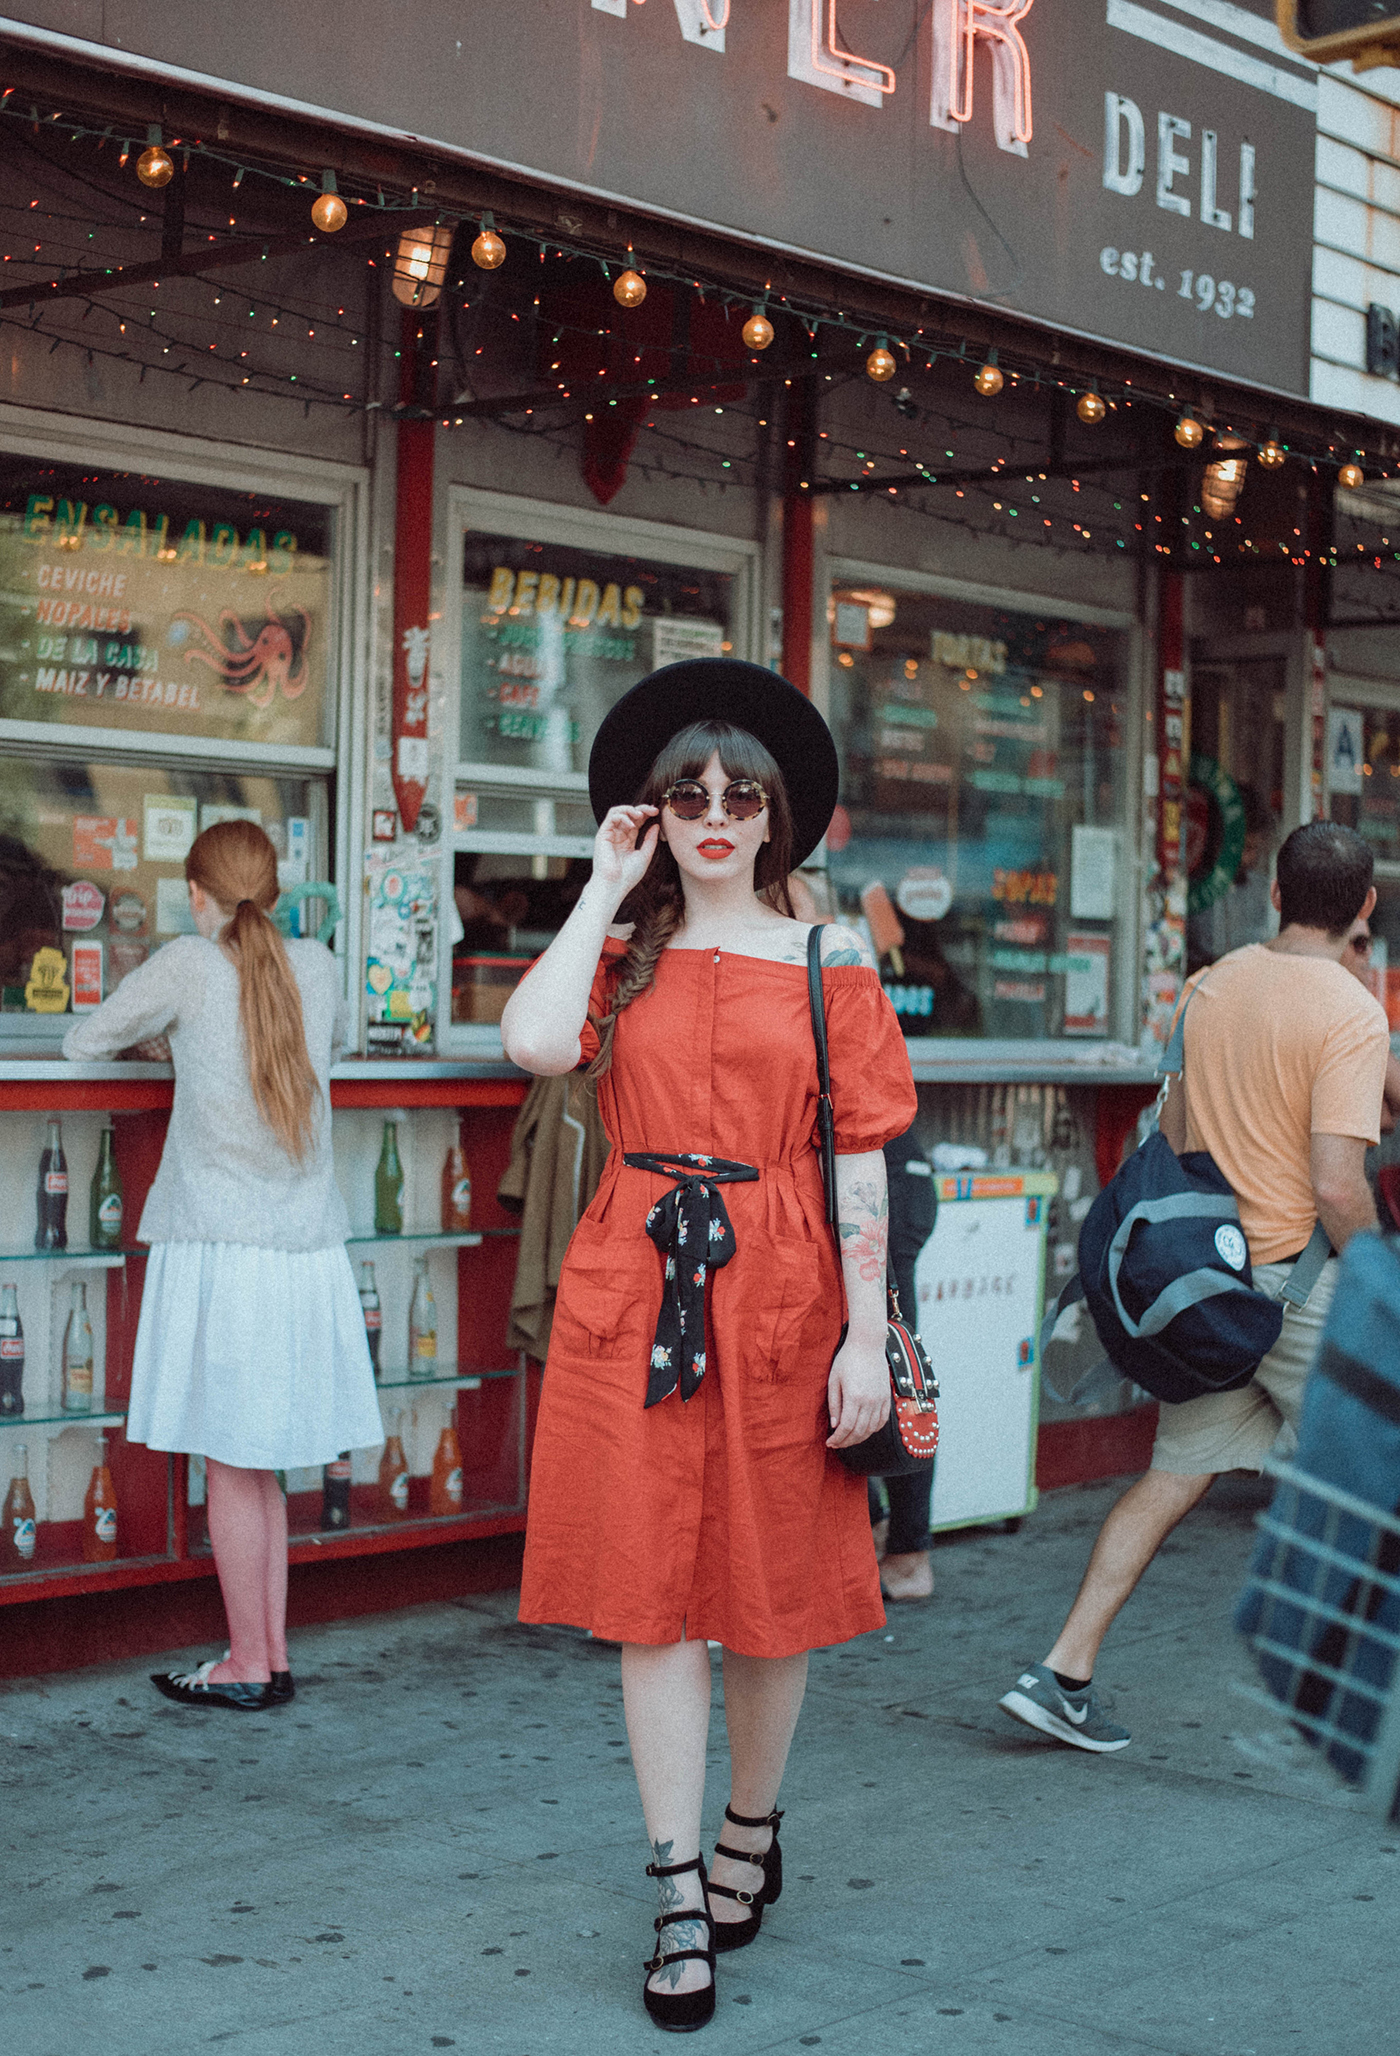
[1214,1224,1248,1272]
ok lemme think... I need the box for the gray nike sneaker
[998,1663,1131,1752]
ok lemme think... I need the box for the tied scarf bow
[623,1151,759,1408]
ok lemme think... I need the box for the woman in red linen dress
[504,661,915,2031]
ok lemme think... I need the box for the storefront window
[826,580,1130,1041]
[0,760,328,1015]
[1186,657,1285,972]
[0,456,336,752]
[460,531,735,774]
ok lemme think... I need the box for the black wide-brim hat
[588,659,839,869]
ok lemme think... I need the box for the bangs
[643,720,783,798]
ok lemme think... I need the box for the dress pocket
[744,1239,829,1375]
[551,1219,661,1363]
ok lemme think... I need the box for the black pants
[868,1123,937,1555]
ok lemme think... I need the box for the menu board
[460,532,733,774]
[0,456,334,749]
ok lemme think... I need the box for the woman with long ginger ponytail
[63,818,381,1711]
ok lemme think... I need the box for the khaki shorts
[1150,1258,1338,1476]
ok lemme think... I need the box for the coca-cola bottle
[321,1451,352,1531]
[3,1445,36,1565]
[0,1284,23,1418]
[83,1436,118,1563]
[35,1119,68,1250]
[359,1260,382,1379]
[429,1423,464,1516]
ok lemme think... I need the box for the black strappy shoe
[709,1805,784,1954]
[642,1852,716,2032]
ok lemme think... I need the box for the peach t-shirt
[1175,943,1389,1264]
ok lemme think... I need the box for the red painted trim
[1036,1407,1158,1491]
[0,1077,527,1113]
[0,1080,173,1111]
[330,1078,527,1108]
[782,491,814,697]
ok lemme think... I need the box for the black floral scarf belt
[622,1151,760,1407]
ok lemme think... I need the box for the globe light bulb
[311,189,347,233]
[742,311,774,351]
[136,144,174,189]
[1258,435,1286,470]
[974,362,1004,397]
[614,268,647,308]
[1174,414,1205,449]
[866,345,897,383]
[471,229,506,271]
[1339,461,1365,490]
[1076,391,1106,425]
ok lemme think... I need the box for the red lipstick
[698,838,734,859]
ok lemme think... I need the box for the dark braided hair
[586,720,796,1079]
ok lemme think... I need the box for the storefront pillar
[391,310,437,833]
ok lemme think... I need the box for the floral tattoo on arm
[839,1175,889,1283]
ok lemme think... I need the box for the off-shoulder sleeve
[576,936,629,1069]
[824,967,917,1154]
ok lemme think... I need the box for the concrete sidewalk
[2,1473,1396,2056]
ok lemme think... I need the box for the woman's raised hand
[592,804,659,905]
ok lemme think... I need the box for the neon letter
[931,0,1033,157]
[789,0,893,106]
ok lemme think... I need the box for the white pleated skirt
[128,1242,385,1470]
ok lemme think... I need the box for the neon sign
[594,0,1034,147]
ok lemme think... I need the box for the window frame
[441,484,761,1054]
[822,555,1144,1061]
[0,403,370,1036]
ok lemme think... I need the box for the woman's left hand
[826,1334,890,1450]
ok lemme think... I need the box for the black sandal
[709,1805,784,1954]
[642,1853,715,2032]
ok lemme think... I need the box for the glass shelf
[0,1407,125,1430]
[374,1365,520,1392]
[0,1247,127,1267]
[345,1230,483,1249]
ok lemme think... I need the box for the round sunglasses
[661,778,769,822]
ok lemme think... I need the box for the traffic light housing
[1277,0,1400,70]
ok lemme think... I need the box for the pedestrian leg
[710,1648,808,1931]
[622,1637,713,2000]
[203,1459,276,1684]
[1044,1467,1215,1680]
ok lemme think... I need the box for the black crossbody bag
[806,926,939,1478]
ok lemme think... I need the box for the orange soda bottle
[378,1413,410,1521]
[83,1434,118,1563]
[429,1422,464,1516]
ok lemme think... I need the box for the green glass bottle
[89,1121,123,1250]
[374,1119,404,1235]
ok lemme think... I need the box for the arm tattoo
[839,1179,890,1284]
[821,925,876,970]
[649,1836,707,1986]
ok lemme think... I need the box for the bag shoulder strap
[806,924,839,1229]
[1279,1217,1332,1307]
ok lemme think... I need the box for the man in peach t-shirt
[1001,822,1388,1753]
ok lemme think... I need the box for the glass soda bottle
[321,1452,352,1531]
[441,1126,472,1232]
[407,1256,436,1381]
[429,1422,464,1516]
[374,1119,404,1235]
[0,1283,24,1418]
[89,1122,124,1249]
[36,1118,68,1250]
[3,1445,36,1564]
[378,1412,410,1521]
[62,1281,94,1415]
[359,1260,382,1378]
[83,1434,118,1563]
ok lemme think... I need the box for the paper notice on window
[1327,708,1364,795]
[652,618,725,668]
[1069,825,1117,921]
[143,794,197,862]
[1063,933,1110,1036]
[155,875,197,935]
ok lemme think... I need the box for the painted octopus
[174,603,312,709]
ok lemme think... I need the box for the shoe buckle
[735,1890,754,1905]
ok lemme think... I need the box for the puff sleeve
[823,967,917,1154]
[575,936,629,1070]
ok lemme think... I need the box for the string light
[974,352,1003,397]
[471,214,506,270]
[742,305,774,350]
[310,169,347,233]
[614,266,647,308]
[1340,460,1365,489]
[135,125,173,189]
[866,336,897,382]
[1174,413,1204,449]
[1258,431,1286,470]
[1076,391,1106,425]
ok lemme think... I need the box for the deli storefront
[0,0,1394,1664]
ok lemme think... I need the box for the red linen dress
[518,940,918,1658]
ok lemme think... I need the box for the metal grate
[1239,1458,1400,1819]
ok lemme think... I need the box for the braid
[586,886,682,1080]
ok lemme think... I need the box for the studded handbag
[806,926,939,1478]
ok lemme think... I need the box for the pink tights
[204,1461,289,1685]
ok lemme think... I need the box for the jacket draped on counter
[498,1073,611,1359]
